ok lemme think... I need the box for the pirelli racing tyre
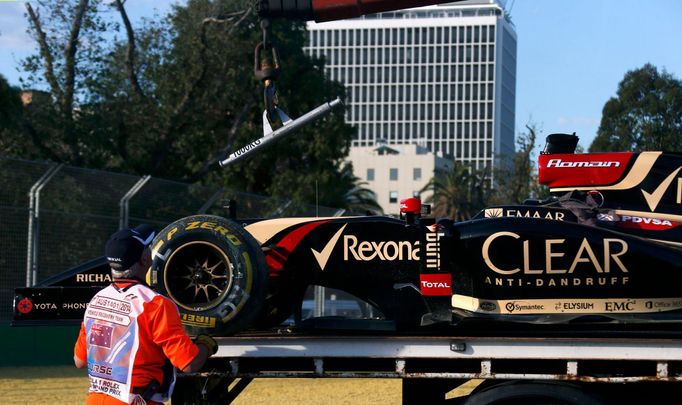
[461,381,605,405]
[149,215,268,336]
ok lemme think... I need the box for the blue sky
[1,0,681,150]
[511,0,682,148]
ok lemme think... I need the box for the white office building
[305,0,517,172]
[348,142,452,214]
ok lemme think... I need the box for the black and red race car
[13,134,682,336]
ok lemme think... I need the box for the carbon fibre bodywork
[12,146,682,333]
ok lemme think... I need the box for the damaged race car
[13,134,682,336]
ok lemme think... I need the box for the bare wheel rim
[164,241,234,311]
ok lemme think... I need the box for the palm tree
[421,161,490,221]
[339,163,383,215]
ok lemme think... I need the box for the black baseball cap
[105,224,156,271]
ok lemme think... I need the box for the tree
[421,161,490,221]
[0,75,21,126]
[86,0,262,178]
[420,122,549,220]
[590,64,682,152]
[14,0,357,209]
[19,0,114,165]
[337,163,382,214]
[489,123,548,205]
[0,74,24,151]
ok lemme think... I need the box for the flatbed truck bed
[174,329,682,404]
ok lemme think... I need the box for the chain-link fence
[0,157,344,321]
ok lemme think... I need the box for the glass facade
[305,1,516,171]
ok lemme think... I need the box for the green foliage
[421,122,548,220]
[0,74,24,152]
[421,161,490,221]
[590,64,682,152]
[0,75,22,128]
[489,123,548,205]
[17,0,115,166]
[337,163,383,214]
[8,0,358,209]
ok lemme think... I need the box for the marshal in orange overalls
[74,280,199,405]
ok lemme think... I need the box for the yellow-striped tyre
[149,215,268,336]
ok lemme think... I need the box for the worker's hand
[194,334,218,356]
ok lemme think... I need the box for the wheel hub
[164,241,235,311]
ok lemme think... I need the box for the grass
[231,378,402,404]
[0,366,88,405]
[0,366,480,404]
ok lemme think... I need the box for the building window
[390,168,398,181]
[367,168,375,181]
[389,191,398,203]
[413,167,422,181]
[305,7,513,172]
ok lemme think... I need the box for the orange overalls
[74,280,199,404]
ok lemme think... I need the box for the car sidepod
[444,217,682,323]
[248,216,431,328]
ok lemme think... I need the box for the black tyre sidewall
[462,381,605,405]
[150,215,267,336]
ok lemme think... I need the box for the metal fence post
[119,175,151,229]
[313,285,325,318]
[198,188,225,214]
[26,163,62,286]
